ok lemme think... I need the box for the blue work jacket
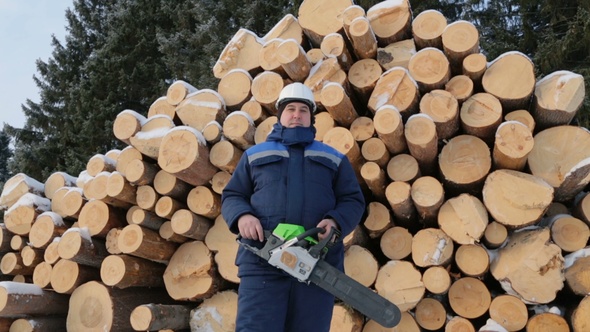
[221,123,365,276]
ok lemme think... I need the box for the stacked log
[1,0,589,331]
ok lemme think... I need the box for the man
[221,82,365,331]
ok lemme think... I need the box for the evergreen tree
[0,128,12,184]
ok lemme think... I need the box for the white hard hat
[275,82,317,112]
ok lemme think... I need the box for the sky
[0,0,72,129]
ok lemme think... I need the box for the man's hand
[237,214,264,242]
[317,218,339,241]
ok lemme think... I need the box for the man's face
[279,102,312,128]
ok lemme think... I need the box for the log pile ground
[1,0,589,331]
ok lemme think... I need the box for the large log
[213,28,264,79]
[297,0,353,47]
[100,254,166,289]
[0,281,69,317]
[190,290,237,331]
[0,174,45,212]
[130,303,193,332]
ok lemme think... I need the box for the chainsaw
[237,223,401,328]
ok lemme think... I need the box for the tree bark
[100,254,166,289]
[130,303,193,332]
[118,224,178,264]
[0,281,69,316]
[170,209,212,241]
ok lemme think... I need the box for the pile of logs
[1,0,589,331]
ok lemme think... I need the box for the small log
[210,141,243,175]
[32,261,53,289]
[254,116,277,145]
[493,120,534,171]
[263,13,305,46]
[483,221,508,249]
[376,39,416,70]
[163,241,221,301]
[100,254,166,289]
[106,171,136,205]
[175,89,227,131]
[526,312,569,332]
[67,280,175,331]
[571,294,590,332]
[0,224,11,253]
[360,162,386,201]
[105,228,122,254]
[360,137,389,168]
[532,70,585,130]
[441,20,480,75]
[419,89,460,139]
[445,74,474,104]
[190,290,237,331]
[251,71,285,115]
[408,47,451,94]
[306,48,325,64]
[61,187,86,218]
[130,303,193,332]
[9,317,67,332]
[385,181,417,227]
[483,169,554,228]
[439,135,491,196]
[366,0,412,47]
[490,228,564,304]
[455,243,489,278]
[349,116,374,143]
[374,260,425,312]
[348,16,378,60]
[412,228,454,268]
[49,186,69,218]
[21,245,44,268]
[159,221,189,244]
[153,169,192,201]
[488,294,528,331]
[0,281,69,316]
[368,67,419,119]
[422,266,451,295]
[4,193,51,235]
[115,145,145,175]
[128,115,175,159]
[564,250,590,296]
[78,199,126,238]
[462,52,487,90]
[504,109,535,133]
[186,186,221,220]
[528,125,590,202]
[136,185,160,212]
[84,172,132,209]
[213,28,263,79]
[217,69,252,111]
[118,224,178,264]
[304,57,342,107]
[404,114,438,175]
[10,235,26,251]
[549,214,589,253]
[415,297,446,331]
[43,240,61,264]
[202,121,223,145]
[204,215,239,284]
[364,312,420,332]
[125,158,159,186]
[574,192,590,226]
[481,51,535,111]
[166,80,198,106]
[86,153,117,177]
[412,9,447,50]
[460,92,503,144]
[210,171,232,195]
[170,209,213,241]
[157,126,219,187]
[44,172,77,199]
[373,106,407,155]
[241,99,268,125]
[155,196,186,219]
[321,33,354,72]
[113,110,146,145]
[222,111,256,150]
[445,316,475,332]
[410,176,444,227]
[322,127,363,175]
[148,96,178,123]
[321,82,358,128]
[386,153,420,183]
[0,173,45,211]
[342,225,370,250]
[57,228,109,268]
[343,244,378,288]
[330,303,364,332]
[50,258,100,294]
[277,38,312,82]
[438,193,488,245]
[448,277,491,319]
[1,252,35,276]
[28,212,68,249]
[380,226,412,261]
[259,38,287,76]
[363,201,392,239]
[348,59,382,107]
[126,205,165,231]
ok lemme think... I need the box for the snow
[408,113,434,122]
[564,157,590,180]
[133,127,170,140]
[5,193,51,215]
[0,281,44,295]
[63,227,93,244]
[0,173,45,209]
[91,154,117,168]
[487,51,533,68]
[368,0,406,12]
[478,318,508,332]
[168,126,207,146]
[564,247,590,269]
[117,109,147,126]
[495,120,527,133]
[38,211,65,227]
[431,237,447,263]
[226,111,255,126]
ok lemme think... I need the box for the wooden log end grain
[441,20,480,74]
[212,28,264,79]
[411,228,454,268]
[297,0,353,47]
[408,47,451,94]
[380,226,412,261]
[374,260,425,313]
[412,9,447,50]
[0,173,45,211]
[367,67,419,117]
[44,171,78,200]
[343,244,378,288]
[448,277,491,319]
[533,70,585,130]
[419,89,460,140]
[439,134,491,195]
[488,294,528,331]
[217,69,253,111]
[112,110,146,144]
[493,120,534,171]
[166,80,198,106]
[437,193,488,245]
[190,290,237,331]
[366,0,412,47]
